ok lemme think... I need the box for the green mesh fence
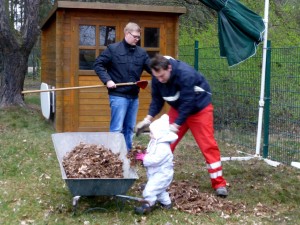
[179,42,300,165]
[268,47,300,164]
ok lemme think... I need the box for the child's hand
[136,153,146,161]
[170,123,180,133]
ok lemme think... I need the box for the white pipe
[255,0,270,156]
[263,158,280,167]
[221,156,254,161]
[291,162,300,169]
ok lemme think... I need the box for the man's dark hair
[149,54,170,72]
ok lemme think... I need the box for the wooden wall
[41,16,56,86]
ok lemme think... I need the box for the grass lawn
[0,79,300,225]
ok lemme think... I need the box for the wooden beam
[57,1,186,14]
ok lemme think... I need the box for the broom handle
[22,82,137,94]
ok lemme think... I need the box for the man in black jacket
[136,54,228,197]
[94,22,151,151]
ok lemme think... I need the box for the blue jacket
[148,58,212,125]
[94,40,151,98]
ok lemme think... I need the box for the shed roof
[41,1,186,29]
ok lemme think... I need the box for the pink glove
[136,153,146,161]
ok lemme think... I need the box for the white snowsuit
[142,114,178,206]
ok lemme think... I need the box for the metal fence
[179,41,300,165]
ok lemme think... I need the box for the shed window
[79,49,95,70]
[79,25,96,46]
[144,28,159,47]
[78,25,161,70]
[100,26,116,46]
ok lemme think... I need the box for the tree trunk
[0,50,3,87]
[0,0,41,108]
[0,50,29,107]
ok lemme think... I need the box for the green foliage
[39,0,54,21]
[179,22,218,46]
[248,0,300,46]
[179,0,300,47]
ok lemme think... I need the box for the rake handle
[22,82,137,94]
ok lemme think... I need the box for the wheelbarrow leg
[72,196,81,215]
[115,196,126,211]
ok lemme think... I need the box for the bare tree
[0,50,3,87]
[0,0,40,108]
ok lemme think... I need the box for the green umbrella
[199,0,265,66]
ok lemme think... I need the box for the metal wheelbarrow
[51,132,139,213]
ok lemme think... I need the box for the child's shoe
[139,183,146,191]
[160,203,172,210]
[134,204,152,215]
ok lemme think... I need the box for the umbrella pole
[255,0,270,156]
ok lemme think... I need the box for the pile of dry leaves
[130,179,247,215]
[62,142,124,178]
[168,180,245,215]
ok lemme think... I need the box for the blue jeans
[109,95,139,151]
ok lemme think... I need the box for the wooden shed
[40,1,186,132]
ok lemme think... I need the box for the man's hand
[170,123,180,133]
[106,80,116,88]
[135,118,151,136]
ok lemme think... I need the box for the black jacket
[94,40,151,98]
[148,58,212,125]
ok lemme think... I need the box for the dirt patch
[62,142,124,178]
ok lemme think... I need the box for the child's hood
[149,114,178,143]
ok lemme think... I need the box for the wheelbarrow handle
[115,194,149,204]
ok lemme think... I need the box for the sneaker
[134,204,152,215]
[139,183,146,191]
[160,203,172,210]
[215,187,228,198]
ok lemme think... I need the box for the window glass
[79,25,96,46]
[100,26,116,46]
[144,28,159,47]
[79,49,95,70]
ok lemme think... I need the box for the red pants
[168,104,227,189]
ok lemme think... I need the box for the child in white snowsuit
[135,114,178,215]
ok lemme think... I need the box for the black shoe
[134,204,152,215]
[215,187,228,198]
[139,183,146,191]
[160,203,172,210]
